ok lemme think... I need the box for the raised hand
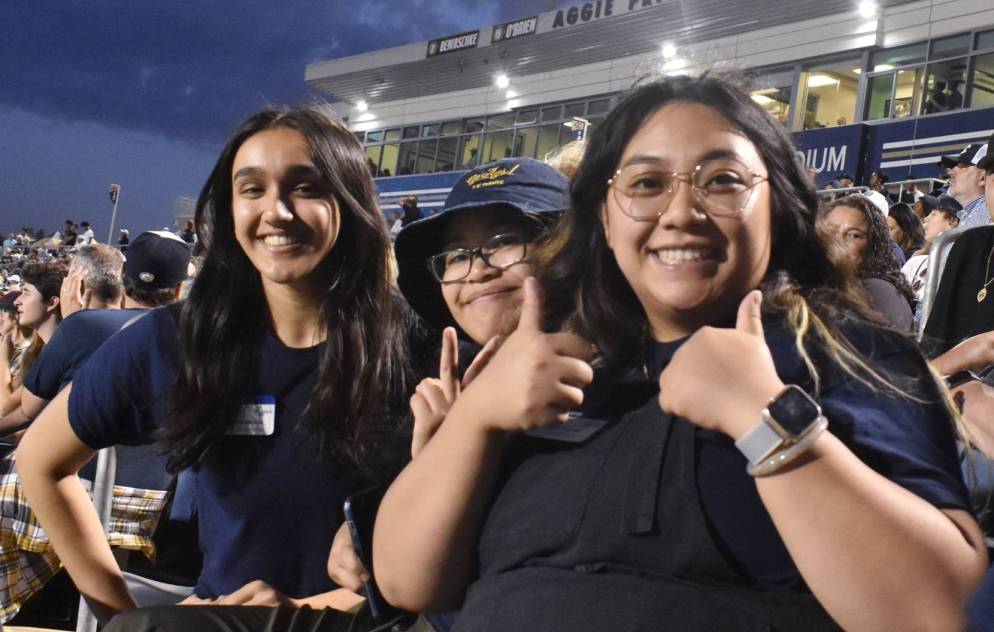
[410,328,500,457]
[457,277,594,433]
[657,290,785,439]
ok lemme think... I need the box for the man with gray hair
[59,244,125,317]
[0,232,191,436]
[939,143,990,229]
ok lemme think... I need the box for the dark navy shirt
[68,305,362,599]
[23,308,146,400]
[650,320,971,589]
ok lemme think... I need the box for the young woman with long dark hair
[372,75,987,631]
[18,105,417,626]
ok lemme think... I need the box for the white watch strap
[735,420,784,465]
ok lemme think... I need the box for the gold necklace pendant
[980,287,989,303]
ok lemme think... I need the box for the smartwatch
[736,384,823,466]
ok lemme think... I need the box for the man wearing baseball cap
[938,142,990,229]
[923,134,994,357]
[0,231,191,435]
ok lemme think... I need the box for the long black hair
[161,104,413,476]
[538,74,911,395]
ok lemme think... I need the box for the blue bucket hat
[394,157,569,329]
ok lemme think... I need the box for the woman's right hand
[457,277,594,433]
[410,328,500,458]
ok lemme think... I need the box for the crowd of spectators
[0,75,993,632]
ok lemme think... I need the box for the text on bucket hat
[394,157,569,329]
[123,231,192,290]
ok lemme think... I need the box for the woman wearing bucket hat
[393,157,570,457]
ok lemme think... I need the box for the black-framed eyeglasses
[607,158,768,220]
[427,232,529,284]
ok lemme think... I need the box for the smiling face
[439,207,536,344]
[231,127,341,297]
[822,205,870,266]
[600,102,772,341]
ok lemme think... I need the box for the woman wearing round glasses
[375,76,985,631]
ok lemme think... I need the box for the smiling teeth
[655,248,709,264]
[263,235,296,246]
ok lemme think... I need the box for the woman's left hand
[658,290,785,439]
[197,580,301,607]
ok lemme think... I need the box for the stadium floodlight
[355,100,368,112]
[661,42,677,59]
[495,74,510,89]
[858,1,877,18]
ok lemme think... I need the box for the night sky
[0,1,568,238]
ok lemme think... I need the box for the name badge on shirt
[229,396,276,436]
[523,410,609,443]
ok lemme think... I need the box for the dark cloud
[1,1,567,147]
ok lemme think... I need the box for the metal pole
[107,184,121,244]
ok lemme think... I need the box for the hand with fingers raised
[410,327,501,458]
[657,290,786,440]
[456,277,595,433]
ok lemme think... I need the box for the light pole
[107,183,121,244]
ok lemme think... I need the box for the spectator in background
[180,219,196,244]
[888,202,926,260]
[400,196,423,227]
[0,246,125,434]
[118,228,130,252]
[869,169,889,196]
[902,205,961,329]
[923,133,994,355]
[62,220,78,247]
[0,263,67,418]
[939,142,990,229]
[79,221,95,245]
[837,173,854,189]
[821,195,915,330]
[913,193,940,222]
[0,293,32,415]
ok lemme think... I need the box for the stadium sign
[427,30,480,58]
[493,16,539,42]
[552,1,616,29]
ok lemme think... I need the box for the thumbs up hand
[657,290,785,440]
[457,277,595,433]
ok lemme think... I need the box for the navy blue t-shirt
[649,320,971,589]
[23,308,146,400]
[68,305,362,599]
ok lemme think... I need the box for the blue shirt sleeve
[822,329,970,512]
[22,325,73,401]
[67,308,179,449]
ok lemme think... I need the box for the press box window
[970,53,994,109]
[799,63,859,128]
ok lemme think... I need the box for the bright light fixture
[853,68,862,74]
[807,74,840,88]
[873,63,894,72]
[661,41,677,59]
[751,94,774,105]
[858,1,877,18]
[495,74,510,89]
[355,100,368,112]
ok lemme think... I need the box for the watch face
[767,385,820,436]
